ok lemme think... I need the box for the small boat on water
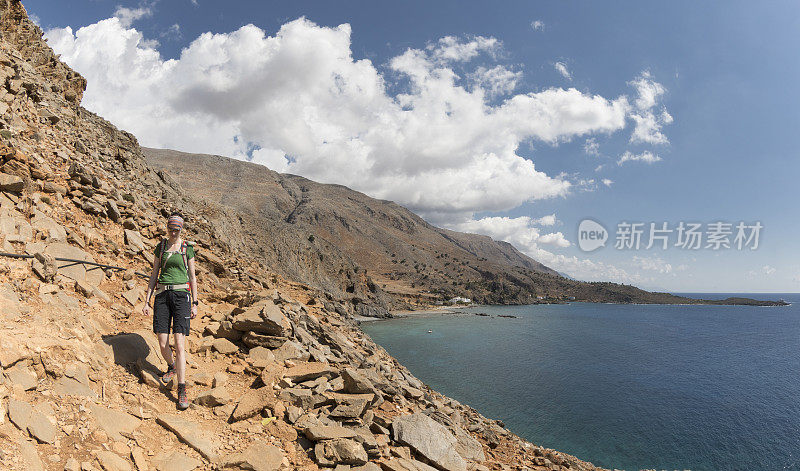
[427,330,432,333]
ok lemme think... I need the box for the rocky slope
[0,1,606,471]
[142,147,561,312]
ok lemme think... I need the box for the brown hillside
[142,148,780,309]
[143,148,566,311]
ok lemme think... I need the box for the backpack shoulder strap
[180,241,194,297]
[180,241,189,275]
[156,238,167,278]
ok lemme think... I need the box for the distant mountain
[144,148,777,312]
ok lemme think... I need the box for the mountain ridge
[142,147,787,310]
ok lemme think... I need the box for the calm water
[361,294,800,471]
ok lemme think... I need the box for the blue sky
[26,0,800,292]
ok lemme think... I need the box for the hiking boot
[177,388,189,410]
[160,366,175,385]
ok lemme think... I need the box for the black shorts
[153,290,191,335]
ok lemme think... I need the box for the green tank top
[154,240,195,292]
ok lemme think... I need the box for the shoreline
[355,305,468,323]
[357,297,795,323]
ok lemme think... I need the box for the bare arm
[188,257,197,301]
[188,256,198,318]
[143,253,161,315]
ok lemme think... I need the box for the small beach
[355,305,470,322]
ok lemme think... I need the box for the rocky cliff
[0,1,605,471]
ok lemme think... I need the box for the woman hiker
[142,213,198,410]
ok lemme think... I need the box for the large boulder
[5,362,37,390]
[304,425,358,441]
[30,212,67,242]
[157,414,219,462]
[392,414,467,471]
[194,387,231,407]
[0,283,22,319]
[8,399,56,444]
[223,442,286,471]
[283,361,337,382]
[45,242,104,286]
[278,388,328,410]
[382,458,439,471]
[341,368,376,394]
[31,252,57,282]
[314,438,368,466]
[0,172,23,192]
[88,404,141,441]
[212,338,238,355]
[124,229,145,253]
[205,320,242,340]
[452,427,485,462]
[272,340,310,363]
[152,451,201,471]
[96,451,132,471]
[53,376,97,398]
[230,387,275,422]
[231,300,291,336]
[242,331,286,348]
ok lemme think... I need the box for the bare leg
[173,333,186,384]
[158,333,174,368]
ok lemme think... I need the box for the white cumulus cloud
[161,23,182,40]
[628,70,672,145]
[445,216,650,285]
[428,35,499,62]
[532,214,557,226]
[113,5,153,28]
[632,255,672,274]
[583,137,599,156]
[446,216,570,251]
[45,18,660,227]
[470,65,521,98]
[617,150,662,165]
[554,61,572,80]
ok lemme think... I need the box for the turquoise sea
[361,294,800,471]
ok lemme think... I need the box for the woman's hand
[191,304,198,319]
[142,303,150,317]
